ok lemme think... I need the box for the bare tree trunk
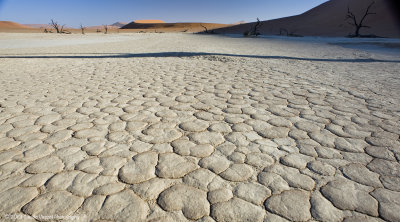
[50,19,60,33]
[80,24,85,34]
[244,18,262,37]
[200,24,209,34]
[346,1,376,37]
[103,25,108,34]
[251,18,261,36]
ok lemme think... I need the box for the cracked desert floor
[0,33,399,222]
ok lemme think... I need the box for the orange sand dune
[121,22,231,32]
[0,21,33,29]
[0,21,40,33]
[24,24,74,30]
[215,0,400,38]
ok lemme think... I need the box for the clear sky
[0,0,328,27]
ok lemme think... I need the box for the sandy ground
[0,33,399,222]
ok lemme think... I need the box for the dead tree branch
[244,18,262,37]
[80,24,85,34]
[200,24,209,33]
[103,25,108,34]
[346,1,376,37]
[50,19,60,33]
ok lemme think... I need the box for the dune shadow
[0,52,399,63]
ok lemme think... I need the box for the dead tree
[49,20,69,34]
[200,24,209,33]
[50,19,60,33]
[244,18,262,37]
[103,25,108,34]
[250,18,262,36]
[346,1,376,37]
[80,24,86,34]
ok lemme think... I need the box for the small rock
[257,127,290,139]
[20,173,53,187]
[320,179,378,216]
[156,153,197,178]
[131,178,177,200]
[209,123,232,133]
[189,132,225,146]
[309,131,335,148]
[93,182,125,195]
[265,189,311,221]
[334,138,367,153]
[25,156,64,173]
[341,163,382,188]
[98,190,149,221]
[267,164,315,191]
[245,153,274,168]
[211,197,265,222]
[268,118,293,128]
[295,121,321,132]
[172,139,214,157]
[119,152,158,184]
[16,144,53,162]
[280,153,312,169]
[258,172,290,194]
[158,184,209,220]
[367,158,400,177]
[44,130,72,145]
[107,131,131,143]
[179,120,209,132]
[23,191,84,217]
[315,146,343,159]
[310,192,344,222]
[82,141,107,156]
[371,188,400,222]
[219,164,253,182]
[365,146,396,161]
[199,153,231,174]
[183,168,216,190]
[208,188,233,204]
[35,114,61,125]
[380,176,400,192]
[228,152,246,163]
[0,187,38,213]
[307,161,336,176]
[144,128,182,144]
[234,182,271,205]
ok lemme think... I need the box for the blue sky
[0,0,328,27]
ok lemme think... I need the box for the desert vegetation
[200,24,216,34]
[346,1,376,37]
[103,25,108,34]
[49,19,71,34]
[80,24,86,34]
[243,18,261,37]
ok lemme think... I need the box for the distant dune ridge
[111,22,129,27]
[121,22,231,32]
[134,20,165,24]
[216,0,400,38]
[24,24,74,29]
[0,21,33,29]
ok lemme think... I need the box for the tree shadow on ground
[0,52,399,63]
